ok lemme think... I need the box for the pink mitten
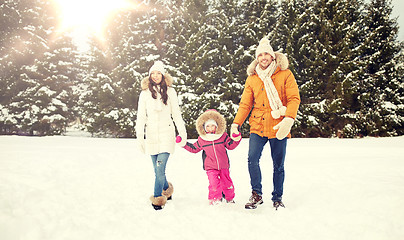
[176,135,187,147]
[230,124,241,141]
[232,132,241,138]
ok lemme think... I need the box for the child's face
[205,124,217,134]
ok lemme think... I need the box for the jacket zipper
[212,141,220,169]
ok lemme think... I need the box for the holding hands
[175,135,187,147]
[230,124,241,141]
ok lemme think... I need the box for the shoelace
[249,194,260,202]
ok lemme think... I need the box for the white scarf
[255,62,286,119]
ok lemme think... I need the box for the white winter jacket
[135,75,187,155]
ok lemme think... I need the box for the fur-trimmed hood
[195,109,226,140]
[247,52,289,76]
[141,73,174,90]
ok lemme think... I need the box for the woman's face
[150,71,163,84]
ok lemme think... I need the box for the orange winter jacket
[233,53,300,139]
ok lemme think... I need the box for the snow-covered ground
[0,135,403,240]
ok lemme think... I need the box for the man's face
[257,52,273,70]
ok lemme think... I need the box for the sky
[392,0,403,41]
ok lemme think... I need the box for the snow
[105,109,120,120]
[0,136,403,240]
[37,87,56,96]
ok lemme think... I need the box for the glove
[137,138,145,154]
[230,124,241,141]
[273,117,294,140]
[176,135,187,147]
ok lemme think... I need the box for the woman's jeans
[151,152,170,197]
[248,133,287,202]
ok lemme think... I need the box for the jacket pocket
[248,110,265,132]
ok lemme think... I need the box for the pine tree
[0,0,77,135]
[20,34,80,135]
[164,0,211,137]
[79,0,168,137]
[356,0,404,136]
[286,0,366,137]
[79,41,122,137]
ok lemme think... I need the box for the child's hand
[232,132,241,138]
[175,135,182,143]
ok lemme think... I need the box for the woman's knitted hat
[149,61,166,76]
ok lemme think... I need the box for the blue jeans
[248,133,287,202]
[151,152,170,197]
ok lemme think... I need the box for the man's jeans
[151,152,170,197]
[248,133,287,202]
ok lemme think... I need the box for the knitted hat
[255,37,275,59]
[204,119,218,132]
[149,61,166,76]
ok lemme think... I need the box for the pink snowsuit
[184,132,240,201]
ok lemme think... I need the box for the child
[177,109,241,205]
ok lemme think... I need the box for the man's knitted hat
[255,37,275,59]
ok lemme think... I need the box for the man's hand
[230,124,241,141]
[273,117,294,140]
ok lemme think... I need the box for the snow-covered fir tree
[0,0,80,135]
[288,0,368,137]
[354,0,404,136]
[164,0,211,137]
[1,0,402,137]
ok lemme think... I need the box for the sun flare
[53,0,139,38]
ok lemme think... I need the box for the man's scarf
[255,62,286,119]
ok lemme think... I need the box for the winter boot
[273,201,285,210]
[245,191,263,209]
[162,182,174,200]
[150,196,167,210]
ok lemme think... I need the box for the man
[230,37,300,210]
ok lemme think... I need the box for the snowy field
[0,135,403,240]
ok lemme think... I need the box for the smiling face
[205,124,217,134]
[257,52,274,70]
[150,71,163,85]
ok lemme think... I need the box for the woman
[136,61,187,210]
